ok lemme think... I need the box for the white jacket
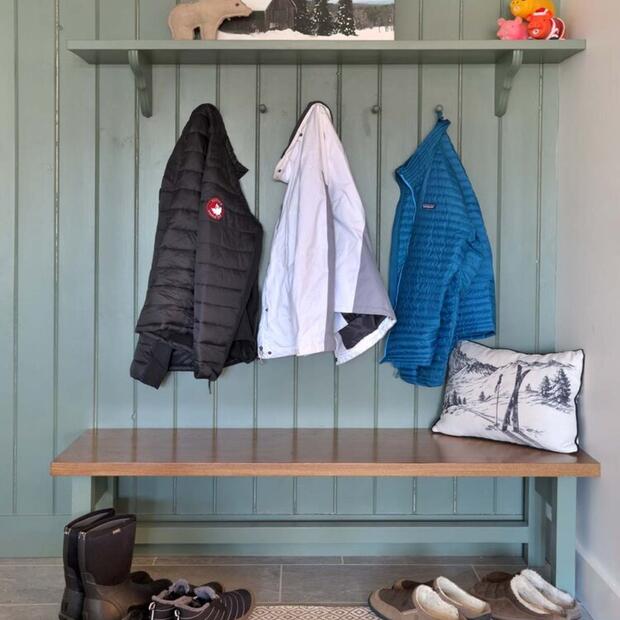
[258,102,396,364]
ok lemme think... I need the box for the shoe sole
[368,591,413,620]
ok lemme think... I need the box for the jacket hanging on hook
[258,102,396,364]
[382,117,496,387]
[131,104,263,389]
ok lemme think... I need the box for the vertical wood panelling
[174,62,219,515]
[415,0,461,516]
[15,0,56,514]
[1,0,565,535]
[295,65,339,516]
[336,65,380,515]
[96,0,137,511]
[499,67,541,352]
[214,65,257,515]
[55,0,97,513]
[96,0,136,434]
[255,64,298,515]
[538,65,559,351]
[456,0,503,516]
[135,0,178,516]
[0,0,17,515]
[375,63,418,515]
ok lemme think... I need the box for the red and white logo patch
[205,197,224,221]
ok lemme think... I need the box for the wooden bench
[51,428,600,594]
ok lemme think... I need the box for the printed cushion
[432,341,584,453]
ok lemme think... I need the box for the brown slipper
[368,585,419,620]
[471,575,567,619]
[393,579,435,591]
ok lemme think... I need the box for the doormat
[253,607,376,620]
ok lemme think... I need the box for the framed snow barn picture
[218,0,395,40]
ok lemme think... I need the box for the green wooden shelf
[68,39,585,65]
[67,39,586,118]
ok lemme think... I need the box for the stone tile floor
[0,556,593,619]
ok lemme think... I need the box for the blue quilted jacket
[382,118,496,387]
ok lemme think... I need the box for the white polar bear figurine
[168,0,253,41]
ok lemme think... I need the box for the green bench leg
[526,477,545,567]
[71,477,117,516]
[71,477,94,517]
[551,477,577,595]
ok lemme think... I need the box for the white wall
[557,2,620,618]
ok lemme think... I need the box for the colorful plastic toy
[527,7,566,40]
[510,0,556,20]
[497,16,528,40]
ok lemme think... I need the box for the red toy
[527,7,566,40]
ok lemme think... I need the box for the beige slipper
[413,585,461,620]
[433,577,491,619]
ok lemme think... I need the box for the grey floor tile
[0,558,62,566]
[0,565,64,604]
[154,556,341,566]
[148,565,281,604]
[132,556,157,567]
[281,564,477,604]
[0,604,58,619]
[343,555,525,566]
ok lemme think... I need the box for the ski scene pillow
[433,341,584,454]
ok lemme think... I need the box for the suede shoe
[174,586,254,620]
[471,575,567,620]
[149,581,223,620]
[521,570,581,620]
[433,577,491,620]
[392,579,435,591]
[477,571,580,620]
[412,585,462,619]
[368,584,420,620]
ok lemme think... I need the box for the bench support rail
[70,475,579,595]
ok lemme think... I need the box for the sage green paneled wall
[0,0,559,553]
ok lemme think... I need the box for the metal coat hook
[258,103,268,114]
[435,104,444,121]
[371,104,381,114]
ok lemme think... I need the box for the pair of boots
[60,508,171,620]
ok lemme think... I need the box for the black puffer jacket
[131,104,263,388]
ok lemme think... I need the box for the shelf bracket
[495,50,523,118]
[128,50,153,118]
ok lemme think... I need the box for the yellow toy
[510,0,556,20]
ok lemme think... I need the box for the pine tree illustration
[336,0,356,36]
[552,368,572,406]
[526,383,532,392]
[463,397,467,405]
[451,391,459,407]
[312,0,333,36]
[540,375,552,400]
[479,391,486,402]
[294,0,313,35]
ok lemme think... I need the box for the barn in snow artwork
[218,0,395,40]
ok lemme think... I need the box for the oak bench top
[50,429,600,478]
